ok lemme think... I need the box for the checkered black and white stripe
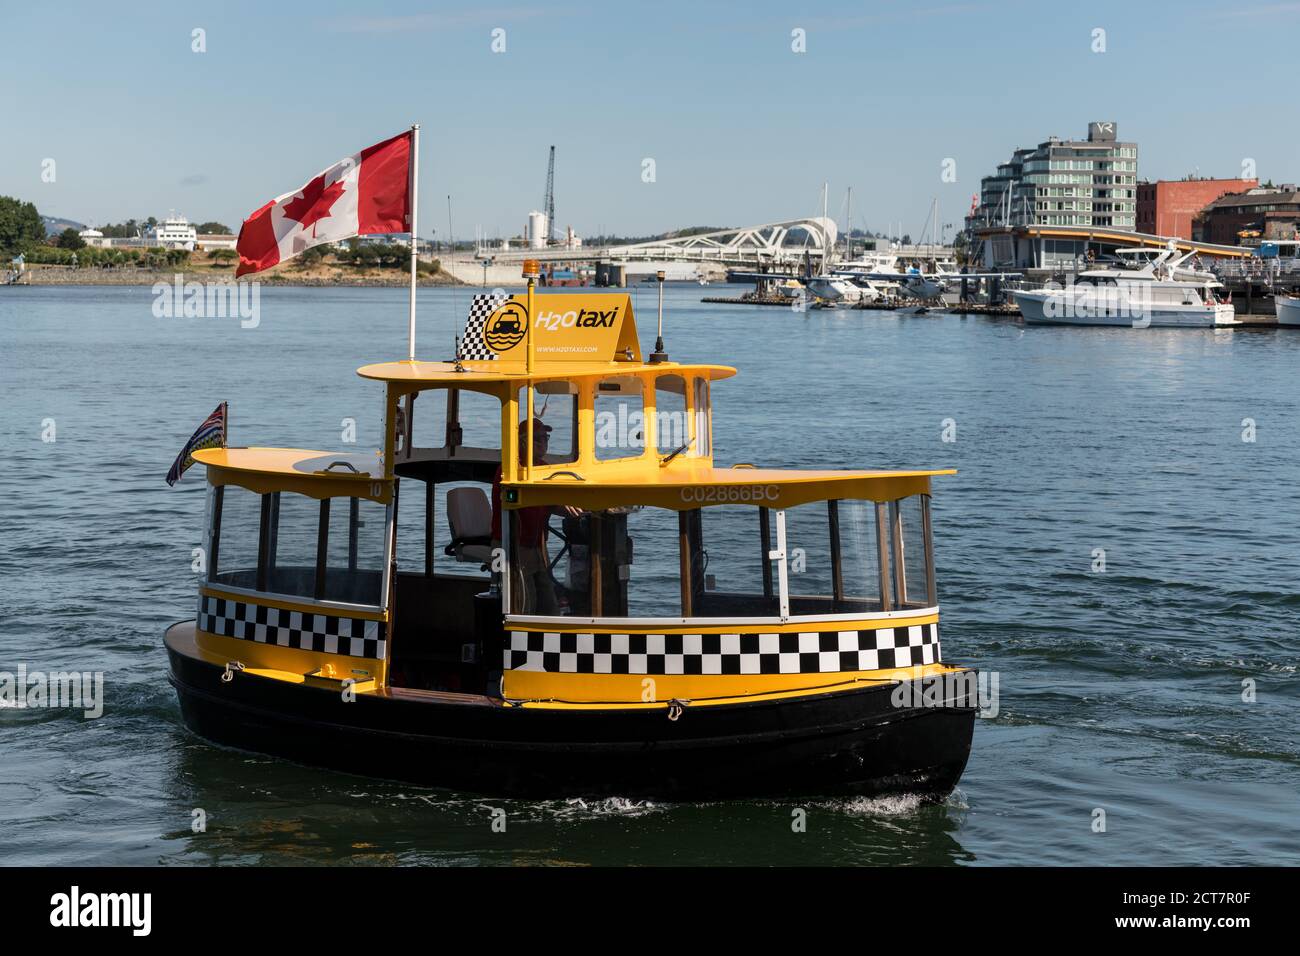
[459,292,511,361]
[197,594,387,660]
[504,624,940,675]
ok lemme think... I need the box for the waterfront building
[195,234,238,252]
[968,122,1138,268]
[1136,178,1258,240]
[1194,186,1300,245]
[970,122,1138,232]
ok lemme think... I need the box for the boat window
[394,476,430,573]
[507,504,777,619]
[622,507,687,616]
[691,505,779,617]
[692,377,711,457]
[518,382,578,467]
[654,374,689,455]
[593,376,645,460]
[409,388,448,449]
[506,506,568,616]
[208,484,388,608]
[502,496,935,622]
[264,491,322,599]
[784,500,884,614]
[890,495,933,609]
[322,496,387,605]
[451,388,501,451]
[209,485,261,590]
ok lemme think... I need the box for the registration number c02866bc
[679,485,782,504]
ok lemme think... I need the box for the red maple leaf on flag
[282,173,346,235]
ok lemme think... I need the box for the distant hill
[42,215,87,237]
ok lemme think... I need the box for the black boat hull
[166,625,976,801]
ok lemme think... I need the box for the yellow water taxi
[164,268,977,799]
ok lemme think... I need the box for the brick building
[1135,177,1257,239]
[1194,187,1300,245]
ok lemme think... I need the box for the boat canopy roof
[505,465,955,512]
[357,359,737,388]
[191,446,952,511]
[192,447,389,502]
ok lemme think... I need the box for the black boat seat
[445,486,493,564]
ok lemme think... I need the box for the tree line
[2,194,440,274]
[0,194,233,257]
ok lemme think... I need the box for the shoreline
[5,266,468,287]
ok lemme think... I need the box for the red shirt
[490,466,547,547]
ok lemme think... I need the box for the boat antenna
[649,269,669,363]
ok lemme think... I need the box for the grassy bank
[9,248,466,286]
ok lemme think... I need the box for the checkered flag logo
[460,292,512,361]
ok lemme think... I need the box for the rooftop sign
[1088,121,1117,142]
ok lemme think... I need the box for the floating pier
[701,293,794,307]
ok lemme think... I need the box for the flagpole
[407,123,420,362]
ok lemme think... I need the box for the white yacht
[1276,295,1300,326]
[1017,242,1237,328]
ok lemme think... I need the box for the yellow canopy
[356,359,737,388]
[192,447,390,503]
[505,466,955,512]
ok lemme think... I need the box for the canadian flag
[235,131,412,277]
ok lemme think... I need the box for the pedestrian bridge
[477,217,839,269]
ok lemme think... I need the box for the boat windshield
[506,494,935,623]
[206,484,389,608]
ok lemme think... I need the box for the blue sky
[3,0,1298,240]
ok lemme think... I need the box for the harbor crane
[543,145,556,244]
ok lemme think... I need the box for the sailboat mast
[846,186,853,259]
[821,181,829,274]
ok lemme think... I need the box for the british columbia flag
[166,402,227,486]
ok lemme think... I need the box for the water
[2,284,1298,866]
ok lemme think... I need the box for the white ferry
[147,215,198,251]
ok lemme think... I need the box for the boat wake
[550,796,663,819]
[819,787,968,817]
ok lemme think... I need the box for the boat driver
[490,418,582,613]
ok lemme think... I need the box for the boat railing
[1211,258,1300,279]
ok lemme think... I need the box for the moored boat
[1018,241,1237,328]
[1276,295,1300,326]
[163,268,977,800]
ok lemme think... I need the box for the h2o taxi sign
[481,293,642,362]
